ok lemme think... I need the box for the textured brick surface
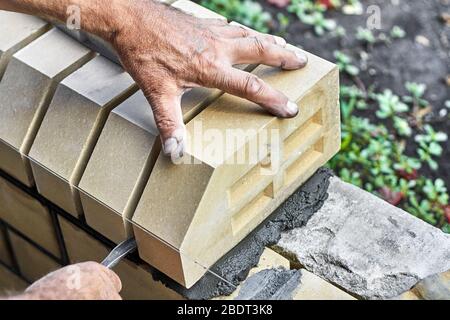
[133,48,340,288]
[0,225,12,267]
[29,56,135,218]
[79,1,246,244]
[79,92,159,243]
[0,29,92,186]
[0,11,48,79]
[0,263,28,296]
[0,177,60,257]
[8,231,60,282]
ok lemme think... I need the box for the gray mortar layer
[236,268,302,300]
[145,167,333,300]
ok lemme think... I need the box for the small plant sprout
[356,27,376,44]
[403,82,429,108]
[288,0,336,35]
[201,0,272,33]
[375,89,409,119]
[393,116,412,137]
[334,51,360,76]
[332,25,347,38]
[390,25,406,39]
[276,13,290,36]
[302,11,337,35]
[415,124,447,170]
[407,197,436,224]
[423,179,449,206]
[393,155,421,176]
[415,125,447,170]
[415,124,448,145]
[339,168,363,187]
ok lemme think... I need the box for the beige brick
[8,231,60,282]
[171,0,226,20]
[0,263,28,296]
[0,11,48,79]
[0,29,93,187]
[29,56,136,218]
[58,216,109,263]
[293,270,355,300]
[58,216,183,300]
[0,225,12,267]
[116,261,184,300]
[133,47,340,288]
[80,78,233,243]
[393,290,421,300]
[79,13,252,243]
[0,177,60,257]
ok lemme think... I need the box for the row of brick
[0,174,355,300]
[0,174,183,299]
[0,0,340,289]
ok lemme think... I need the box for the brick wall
[0,1,342,298]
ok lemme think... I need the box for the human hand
[14,262,122,300]
[109,0,308,158]
[0,0,308,160]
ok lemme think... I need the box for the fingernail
[163,128,186,162]
[163,138,178,155]
[286,101,299,117]
[274,36,287,47]
[294,50,308,67]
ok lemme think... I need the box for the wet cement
[236,268,302,300]
[147,167,333,300]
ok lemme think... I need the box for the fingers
[229,37,308,70]
[144,89,186,161]
[94,263,122,293]
[211,67,299,118]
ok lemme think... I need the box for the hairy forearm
[0,0,161,42]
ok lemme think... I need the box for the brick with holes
[132,45,340,288]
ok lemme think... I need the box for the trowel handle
[101,237,137,269]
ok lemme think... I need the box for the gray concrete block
[29,55,136,217]
[0,29,93,186]
[277,177,450,299]
[0,11,48,79]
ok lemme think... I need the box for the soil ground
[260,0,449,188]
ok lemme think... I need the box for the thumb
[145,89,186,161]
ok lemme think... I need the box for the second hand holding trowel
[101,237,137,269]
